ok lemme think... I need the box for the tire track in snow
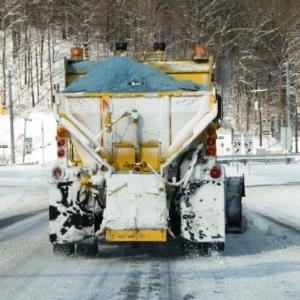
[115,254,178,300]
[252,211,300,233]
[118,259,144,300]
[143,258,177,300]
[0,210,47,242]
[163,259,177,300]
[64,257,127,300]
[0,208,47,229]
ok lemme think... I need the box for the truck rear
[49,44,245,255]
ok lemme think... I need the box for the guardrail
[217,153,300,164]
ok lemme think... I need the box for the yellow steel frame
[112,142,135,170]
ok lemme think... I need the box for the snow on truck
[49,43,245,255]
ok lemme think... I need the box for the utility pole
[23,119,27,164]
[296,105,299,153]
[258,92,262,147]
[285,62,291,128]
[8,71,15,164]
[295,74,299,154]
[41,121,45,165]
[285,62,291,153]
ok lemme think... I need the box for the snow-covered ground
[0,112,56,165]
[226,162,300,233]
[0,187,299,300]
[0,162,299,299]
[1,162,300,229]
[246,185,300,231]
[226,161,300,186]
[0,164,49,219]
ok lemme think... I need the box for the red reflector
[207,126,216,136]
[57,138,66,147]
[210,166,221,178]
[207,147,216,156]
[57,149,65,158]
[52,167,62,180]
[207,137,215,146]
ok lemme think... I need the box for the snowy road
[0,183,299,300]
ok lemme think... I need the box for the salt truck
[49,43,245,255]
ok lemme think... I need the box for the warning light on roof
[192,45,208,60]
[71,47,83,59]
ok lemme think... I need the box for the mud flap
[49,181,94,244]
[180,180,225,243]
[225,176,246,233]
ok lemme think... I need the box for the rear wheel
[181,240,224,256]
[77,238,98,257]
[225,176,245,233]
[53,243,75,256]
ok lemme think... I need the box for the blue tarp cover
[64,57,206,93]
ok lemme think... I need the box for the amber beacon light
[71,47,83,59]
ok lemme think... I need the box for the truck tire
[77,239,98,257]
[53,243,75,256]
[225,176,245,233]
[181,240,224,256]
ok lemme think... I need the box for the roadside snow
[224,162,300,230]
[0,162,299,299]
[225,162,300,186]
[0,112,56,165]
[0,164,50,186]
[245,185,300,231]
[0,165,50,219]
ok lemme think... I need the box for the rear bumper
[105,229,167,242]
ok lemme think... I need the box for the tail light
[54,126,67,176]
[206,125,217,156]
[56,126,67,160]
[52,167,63,180]
[207,126,216,136]
[57,138,66,147]
[207,147,216,156]
[207,137,215,146]
[57,149,65,158]
[210,166,221,178]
